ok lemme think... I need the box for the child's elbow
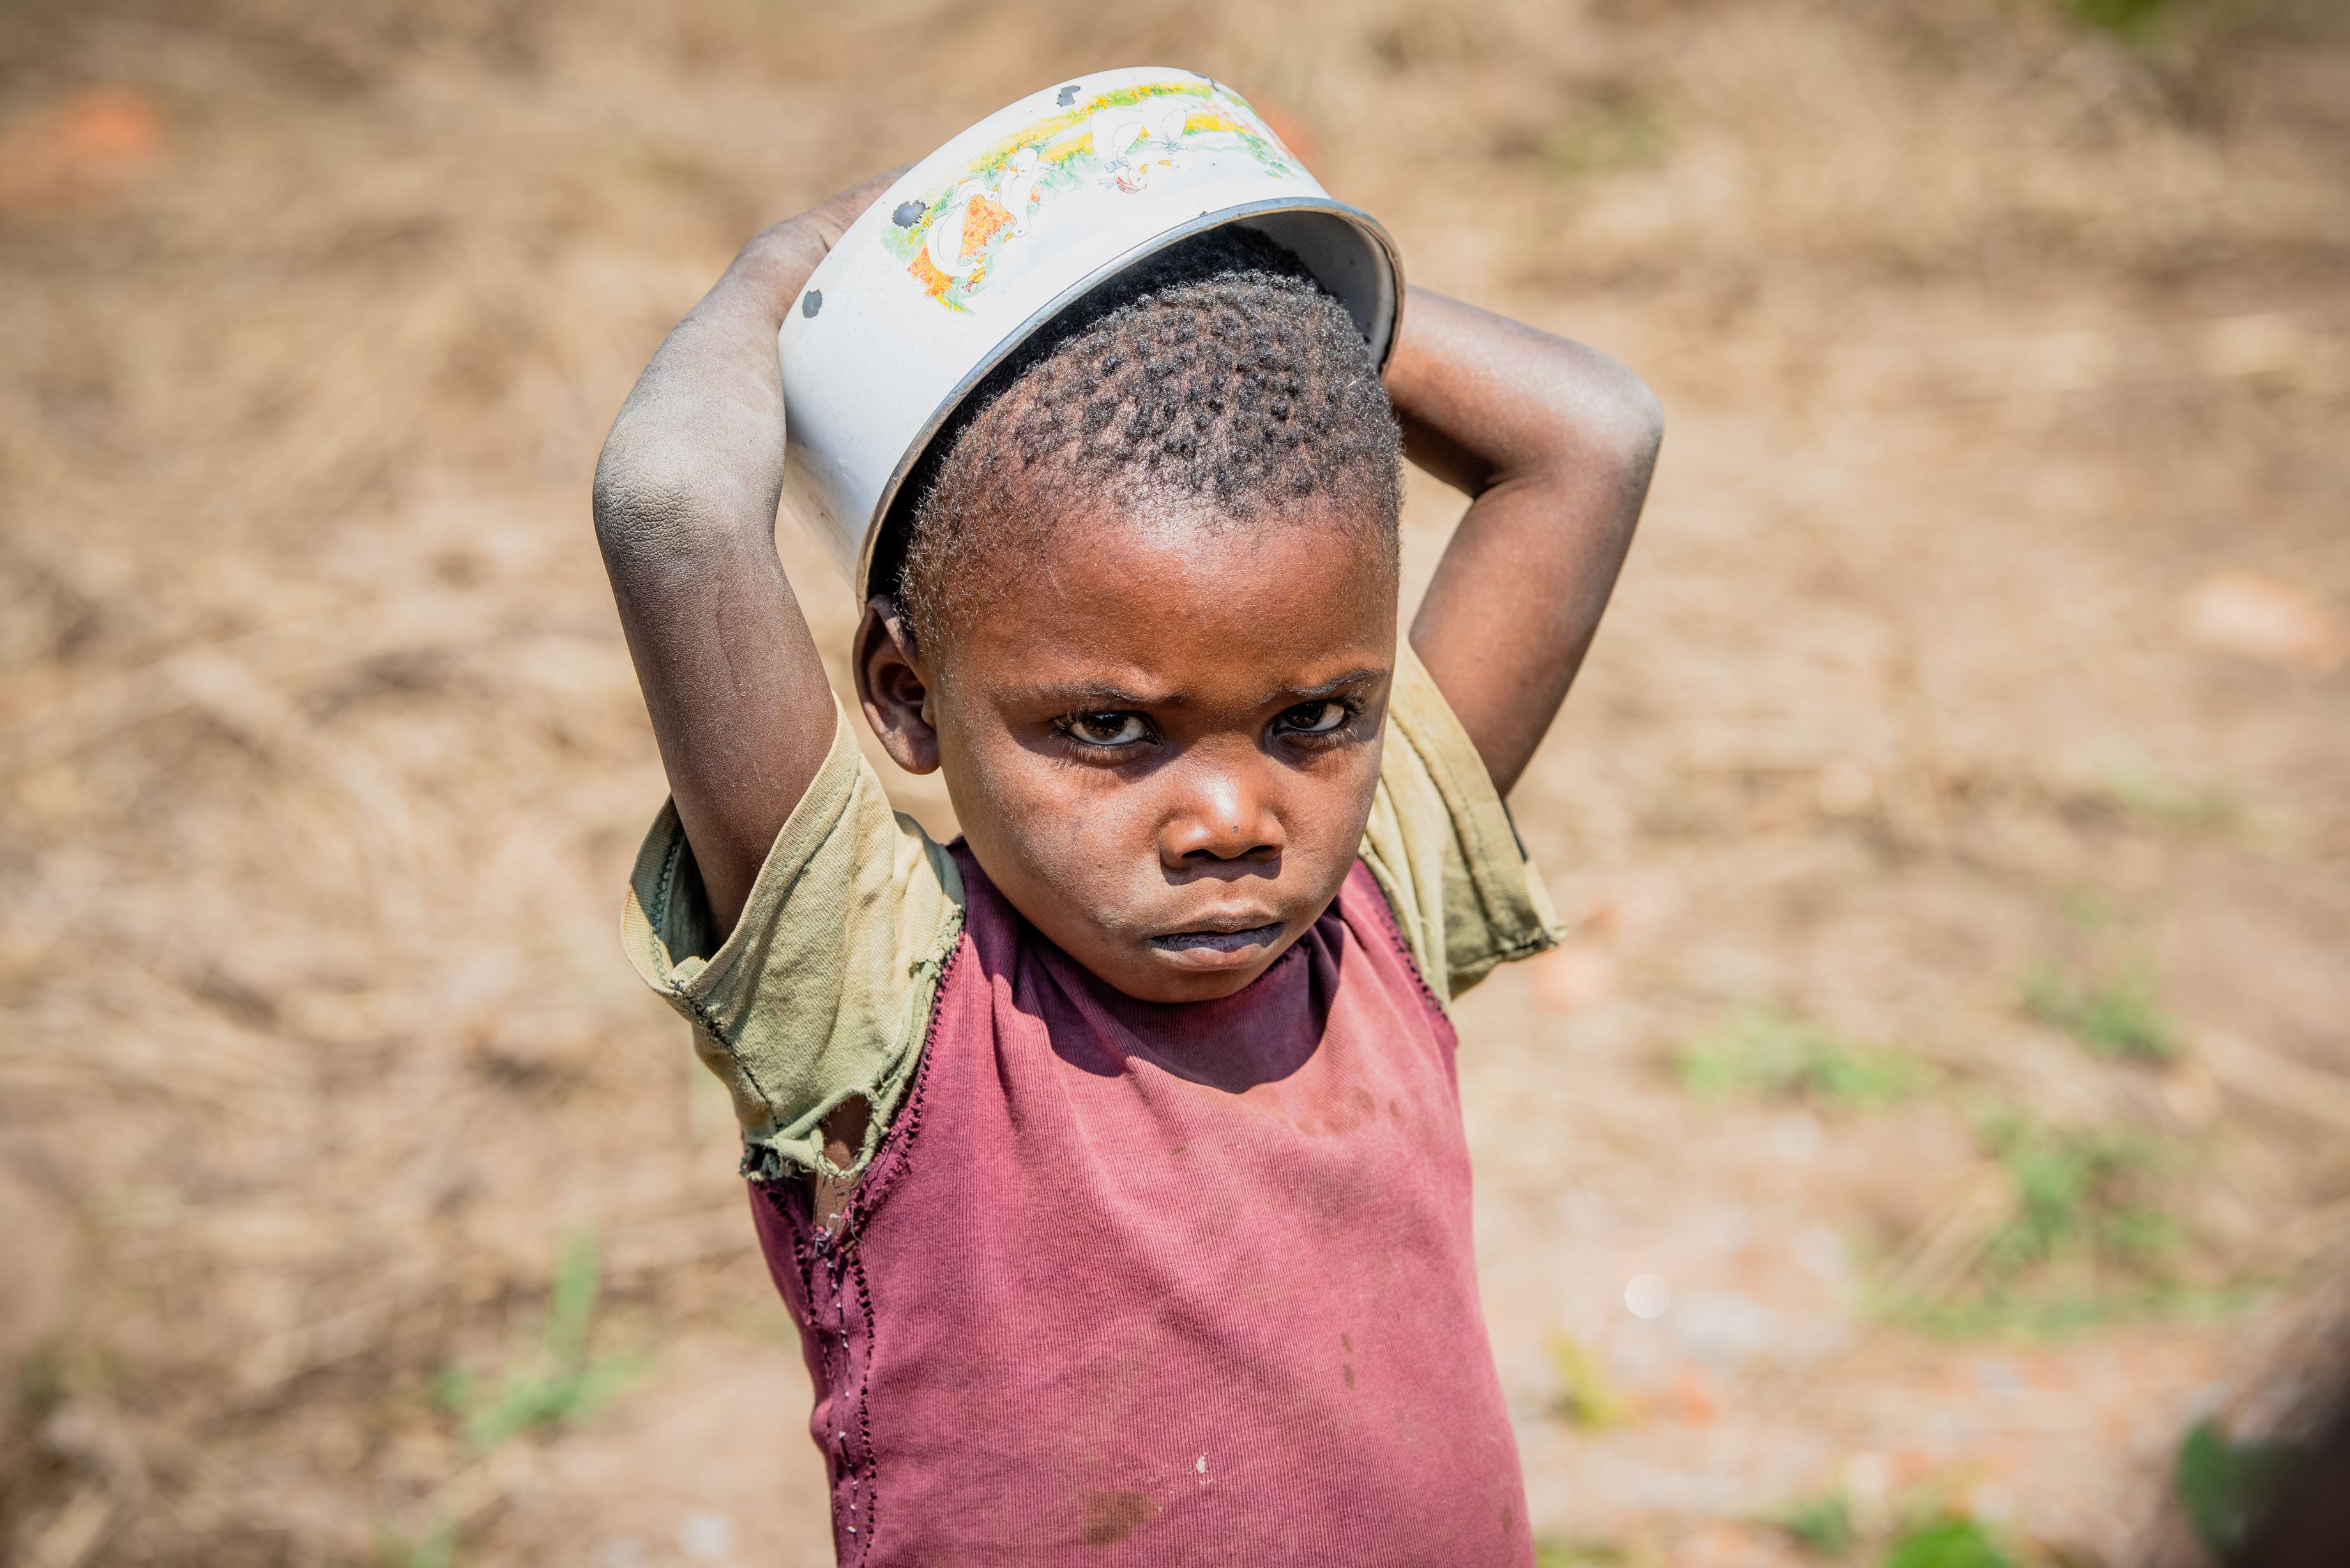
[1575,357,1665,484]
[1513,346,1662,508]
[1620,370,1667,465]
[592,445,709,564]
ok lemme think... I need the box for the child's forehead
[1040,492,1390,559]
[940,499,1399,675]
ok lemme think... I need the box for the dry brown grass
[4,0,2348,1563]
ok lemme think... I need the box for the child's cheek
[957,739,1148,923]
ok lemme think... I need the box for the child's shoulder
[623,693,961,1182]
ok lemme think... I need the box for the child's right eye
[1066,712,1150,747]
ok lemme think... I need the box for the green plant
[380,1527,457,1568]
[2095,753,2241,834]
[1877,1103,2222,1338]
[1534,1537,1626,1567]
[1544,1330,1627,1429]
[2061,0,2172,43]
[1977,1113,2179,1286]
[434,1231,641,1452]
[1775,1488,1858,1557]
[1878,1515,2017,1568]
[2056,886,2114,930]
[1891,1280,2257,1341]
[2175,1418,2299,1557]
[1541,99,1668,181]
[1674,1009,1934,1111]
[2021,957,2179,1062]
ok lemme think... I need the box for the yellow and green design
[883,79,1301,310]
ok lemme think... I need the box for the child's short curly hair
[888,226,1402,649]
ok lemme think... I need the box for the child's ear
[853,596,941,774]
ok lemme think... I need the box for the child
[596,168,1660,1564]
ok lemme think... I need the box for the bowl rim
[840,192,1404,606]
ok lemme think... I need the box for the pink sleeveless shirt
[748,845,1534,1565]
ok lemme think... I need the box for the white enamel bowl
[777,66,1402,603]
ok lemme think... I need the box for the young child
[596,169,1660,1564]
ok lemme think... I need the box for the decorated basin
[777,66,1403,602]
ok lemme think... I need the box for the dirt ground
[4,1,2349,1564]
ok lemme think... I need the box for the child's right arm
[1383,290,1664,796]
[593,174,898,938]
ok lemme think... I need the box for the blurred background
[3,0,2347,1564]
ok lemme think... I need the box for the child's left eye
[1066,712,1150,747]
[1279,701,1350,736]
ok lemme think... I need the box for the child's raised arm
[593,174,898,936]
[1384,289,1664,795]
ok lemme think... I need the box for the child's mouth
[1146,921,1285,962]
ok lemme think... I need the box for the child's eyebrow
[1278,668,1389,702]
[1020,681,1179,710]
[1017,667,1389,711]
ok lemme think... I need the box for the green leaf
[1544,1330,1628,1429]
[1672,1009,1932,1111]
[432,1228,643,1453]
[2021,954,2179,1062]
[1776,1489,1856,1557]
[2063,0,2171,43]
[2176,1418,2297,1554]
[1879,1516,2017,1568]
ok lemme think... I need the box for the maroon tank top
[749,845,1532,1565]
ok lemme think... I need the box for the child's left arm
[1383,288,1663,795]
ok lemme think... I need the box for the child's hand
[593,170,904,936]
[1384,290,1663,795]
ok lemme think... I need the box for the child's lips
[1145,920,1285,965]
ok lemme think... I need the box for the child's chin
[1111,939,1284,1001]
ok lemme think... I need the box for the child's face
[860,504,1398,1004]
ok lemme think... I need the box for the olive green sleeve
[621,698,964,1181]
[1358,640,1565,1007]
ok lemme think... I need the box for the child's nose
[1158,761,1284,866]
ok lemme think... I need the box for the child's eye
[1278,701,1351,737]
[1066,712,1150,747]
